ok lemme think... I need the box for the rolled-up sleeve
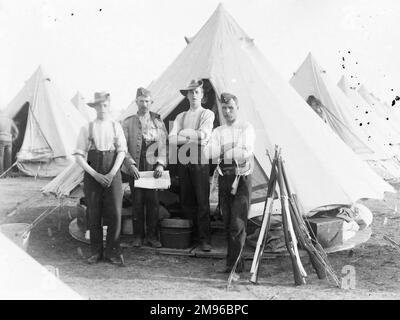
[205,128,222,161]
[240,123,255,159]
[73,125,89,157]
[222,123,255,162]
[198,110,215,145]
[122,119,136,167]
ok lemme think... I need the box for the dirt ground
[2,176,400,300]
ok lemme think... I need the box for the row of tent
[1,4,397,215]
[291,53,400,181]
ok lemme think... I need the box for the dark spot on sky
[386,117,389,120]
[358,83,360,85]
[342,65,345,69]
[365,111,368,114]
[348,51,351,54]
[389,143,393,146]
[71,13,74,16]
[391,89,394,91]
[351,75,353,78]
[396,96,400,101]
[342,57,345,62]
[99,8,102,12]
[356,62,358,64]
[392,100,396,106]
[54,18,57,22]
[367,122,370,125]
[359,123,363,126]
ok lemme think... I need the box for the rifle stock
[289,198,327,279]
[284,197,307,278]
[280,160,327,279]
[250,197,273,282]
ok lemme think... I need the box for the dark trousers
[0,141,12,174]
[219,174,252,268]
[84,150,123,258]
[129,139,160,240]
[129,182,159,240]
[178,163,211,244]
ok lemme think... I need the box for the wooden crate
[306,217,343,248]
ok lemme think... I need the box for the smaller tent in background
[2,66,86,177]
[290,53,400,181]
[71,91,96,121]
[290,53,374,157]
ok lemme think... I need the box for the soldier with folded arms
[207,92,255,273]
[169,79,215,252]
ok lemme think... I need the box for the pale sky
[1,0,400,113]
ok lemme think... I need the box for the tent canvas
[2,66,86,177]
[119,4,394,215]
[289,53,378,158]
[0,232,82,299]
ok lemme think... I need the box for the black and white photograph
[1,0,400,303]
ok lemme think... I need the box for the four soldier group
[72,79,255,272]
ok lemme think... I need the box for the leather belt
[219,166,236,175]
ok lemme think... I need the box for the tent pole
[0,161,17,179]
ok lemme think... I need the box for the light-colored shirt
[169,107,214,145]
[74,119,127,157]
[138,112,162,142]
[207,120,255,175]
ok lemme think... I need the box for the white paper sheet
[133,170,171,189]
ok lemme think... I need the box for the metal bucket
[0,223,31,251]
[160,219,193,249]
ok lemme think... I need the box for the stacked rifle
[249,146,340,287]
